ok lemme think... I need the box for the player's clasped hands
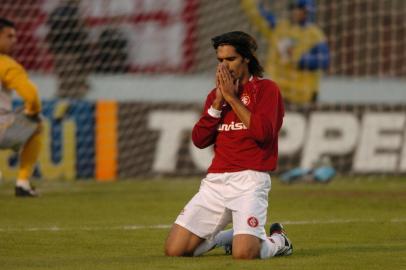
[216,63,239,101]
[214,65,225,106]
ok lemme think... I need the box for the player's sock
[214,229,233,247]
[260,234,284,259]
[193,229,234,256]
[16,179,31,189]
[18,132,42,181]
[193,239,215,256]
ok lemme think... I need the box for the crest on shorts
[247,216,259,228]
[241,94,250,106]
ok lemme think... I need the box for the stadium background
[0,0,405,180]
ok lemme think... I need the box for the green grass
[0,176,405,270]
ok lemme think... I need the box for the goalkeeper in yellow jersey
[242,0,330,104]
[0,18,42,197]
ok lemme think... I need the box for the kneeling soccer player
[164,31,292,259]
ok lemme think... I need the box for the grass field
[0,176,405,270]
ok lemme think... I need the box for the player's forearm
[192,94,222,148]
[212,97,224,111]
[226,96,251,129]
[192,119,219,149]
[248,113,273,143]
[13,80,41,115]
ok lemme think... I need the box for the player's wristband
[208,106,222,118]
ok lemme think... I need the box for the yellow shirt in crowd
[241,0,327,104]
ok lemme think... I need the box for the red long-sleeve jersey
[192,77,284,173]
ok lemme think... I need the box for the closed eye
[217,57,237,62]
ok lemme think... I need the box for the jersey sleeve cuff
[207,106,222,118]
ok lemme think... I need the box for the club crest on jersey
[241,94,250,106]
[247,216,259,228]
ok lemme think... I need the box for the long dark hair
[212,31,264,77]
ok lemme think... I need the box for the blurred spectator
[243,0,330,104]
[95,27,129,73]
[46,0,91,99]
[243,0,334,182]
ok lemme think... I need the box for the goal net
[0,0,405,180]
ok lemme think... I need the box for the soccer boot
[224,243,232,255]
[269,223,293,256]
[15,185,38,197]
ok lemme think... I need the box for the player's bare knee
[232,243,260,260]
[232,248,258,260]
[164,240,193,257]
[232,235,261,259]
[164,248,180,257]
[164,244,183,257]
[164,244,193,257]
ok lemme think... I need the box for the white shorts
[175,170,271,241]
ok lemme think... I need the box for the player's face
[0,27,17,54]
[216,45,250,83]
[290,7,306,24]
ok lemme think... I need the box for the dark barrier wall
[1,101,405,180]
[117,103,406,177]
